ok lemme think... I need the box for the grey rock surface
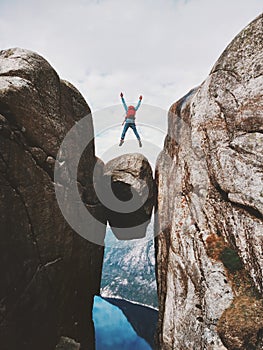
[103,153,155,240]
[155,14,263,350]
[55,337,80,350]
[0,48,106,350]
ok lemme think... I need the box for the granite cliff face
[0,48,105,350]
[155,14,263,350]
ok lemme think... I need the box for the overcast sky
[0,0,262,159]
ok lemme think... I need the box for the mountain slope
[101,224,158,308]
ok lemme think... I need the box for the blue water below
[93,296,152,350]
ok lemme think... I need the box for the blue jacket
[121,97,141,123]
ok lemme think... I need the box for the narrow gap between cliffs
[93,156,158,350]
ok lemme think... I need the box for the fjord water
[95,222,158,349]
[93,296,152,350]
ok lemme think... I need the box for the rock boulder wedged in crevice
[155,14,263,350]
[0,48,106,350]
[102,153,155,240]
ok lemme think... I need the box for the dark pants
[121,122,141,140]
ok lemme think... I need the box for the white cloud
[1,0,262,107]
[0,0,262,156]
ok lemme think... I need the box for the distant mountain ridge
[101,225,158,308]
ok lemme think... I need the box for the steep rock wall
[0,48,106,350]
[155,14,263,350]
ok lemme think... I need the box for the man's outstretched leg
[131,124,142,147]
[119,123,130,146]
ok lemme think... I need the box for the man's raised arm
[135,95,143,111]
[120,92,128,112]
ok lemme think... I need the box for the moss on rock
[220,247,243,273]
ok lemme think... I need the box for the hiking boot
[138,139,142,147]
[119,139,124,146]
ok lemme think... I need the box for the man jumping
[119,92,142,147]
